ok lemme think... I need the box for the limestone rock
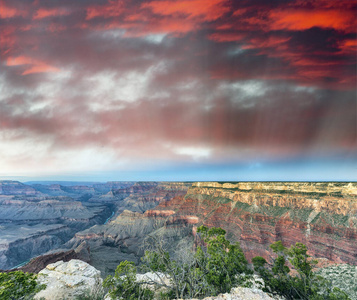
[34,259,103,300]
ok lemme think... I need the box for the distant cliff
[151,182,357,264]
[0,181,39,196]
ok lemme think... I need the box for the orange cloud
[142,0,230,21]
[6,56,59,75]
[269,9,356,32]
[33,7,71,19]
[339,39,357,55]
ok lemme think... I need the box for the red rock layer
[152,182,357,265]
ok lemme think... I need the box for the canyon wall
[152,182,357,264]
[67,182,192,276]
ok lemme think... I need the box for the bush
[196,225,252,294]
[252,241,351,300]
[103,261,154,300]
[0,271,45,300]
[139,226,252,298]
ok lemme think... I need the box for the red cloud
[86,0,124,20]
[6,56,59,75]
[209,32,245,42]
[269,9,356,32]
[142,0,230,21]
[0,0,27,18]
[33,7,71,19]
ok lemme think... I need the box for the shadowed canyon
[0,180,356,278]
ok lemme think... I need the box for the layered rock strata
[2,241,91,274]
[0,197,111,269]
[152,182,357,264]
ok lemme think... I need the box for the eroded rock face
[0,194,111,269]
[149,182,357,265]
[35,259,102,300]
[67,183,192,276]
[2,241,91,274]
[0,181,39,196]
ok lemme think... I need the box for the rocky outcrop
[34,259,103,300]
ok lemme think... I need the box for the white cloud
[144,34,167,44]
[0,132,127,175]
[173,146,212,160]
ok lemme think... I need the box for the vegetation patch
[316,264,357,299]
[0,271,45,300]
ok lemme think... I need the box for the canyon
[1,180,356,279]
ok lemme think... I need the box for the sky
[0,0,356,182]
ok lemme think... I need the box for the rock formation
[153,182,357,264]
[34,259,103,300]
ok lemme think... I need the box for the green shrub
[103,261,154,300]
[252,241,351,300]
[139,226,252,299]
[0,271,45,300]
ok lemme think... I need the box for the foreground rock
[35,259,103,300]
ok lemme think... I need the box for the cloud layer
[0,0,356,179]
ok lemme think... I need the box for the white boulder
[35,259,103,300]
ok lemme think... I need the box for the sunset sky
[0,0,356,181]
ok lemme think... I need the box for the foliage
[139,226,252,299]
[103,261,154,300]
[315,264,357,299]
[104,228,352,300]
[196,225,252,294]
[0,270,45,300]
[252,241,351,300]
